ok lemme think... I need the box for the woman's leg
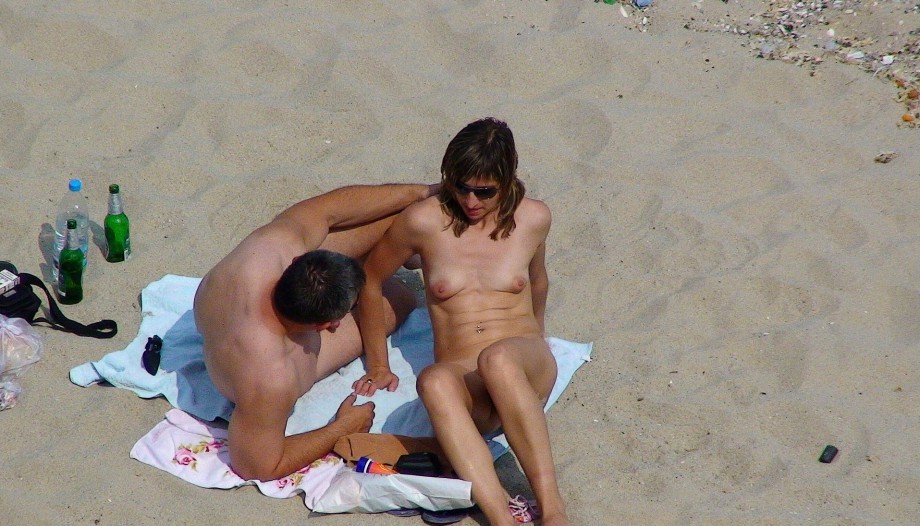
[478,336,570,526]
[417,362,517,525]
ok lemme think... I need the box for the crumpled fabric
[0,314,44,409]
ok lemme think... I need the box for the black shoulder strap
[18,273,118,339]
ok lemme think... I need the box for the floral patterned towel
[76,275,593,513]
[130,408,475,513]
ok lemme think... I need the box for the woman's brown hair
[438,117,525,240]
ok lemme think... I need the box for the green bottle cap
[67,218,77,229]
[109,184,120,194]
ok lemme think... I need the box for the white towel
[70,274,593,512]
[130,408,475,513]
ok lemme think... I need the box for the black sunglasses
[142,335,163,375]
[455,181,499,200]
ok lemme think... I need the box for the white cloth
[70,274,594,512]
[130,408,474,513]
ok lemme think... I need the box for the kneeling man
[194,183,435,481]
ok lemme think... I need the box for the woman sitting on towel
[353,117,568,526]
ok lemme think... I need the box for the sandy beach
[1,1,919,524]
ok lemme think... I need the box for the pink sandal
[509,495,541,523]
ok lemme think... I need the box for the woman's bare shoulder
[517,197,551,228]
[401,195,447,231]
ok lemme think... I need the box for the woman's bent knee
[417,364,461,399]
[477,343,520,379]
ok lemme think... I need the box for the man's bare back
[197,220,370,403]
[193,183,434,481]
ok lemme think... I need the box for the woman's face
[453,175,500,223]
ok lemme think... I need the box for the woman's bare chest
[422,232,531,301]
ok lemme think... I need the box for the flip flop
[386,508,422,517]
[421,506,475,525]
[508,495,540,523]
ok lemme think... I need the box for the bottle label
[109,194,123,215]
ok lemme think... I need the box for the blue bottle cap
[69,179,82,192]
[355,456,372,473]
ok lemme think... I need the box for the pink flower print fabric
[133,408,346,498]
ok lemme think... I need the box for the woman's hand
[352,365,400,396]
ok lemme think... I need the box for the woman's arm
[529,240,549,336]
[528,202,552,335]
[352,208,420,396]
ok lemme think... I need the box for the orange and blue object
[355,456,398,475]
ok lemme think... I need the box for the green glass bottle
[58,218,84,304]
[104,184,131,262]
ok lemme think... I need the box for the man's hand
[334,393,376,434]
[351,366,399,397]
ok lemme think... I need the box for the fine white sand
[1,2,918,525]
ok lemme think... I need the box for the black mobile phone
[819,445,838,463]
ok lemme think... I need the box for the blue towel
[71,274,593,454]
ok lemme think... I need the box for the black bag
[394,452,443,477]
[0,274,41,322]
[0,261,117,339]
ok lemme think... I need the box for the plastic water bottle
[52,179,89,279]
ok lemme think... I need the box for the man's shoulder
[199,257,278,304]
[197,263,283,350]
[250,220,318,252]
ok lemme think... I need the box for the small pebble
[874,151,897,163]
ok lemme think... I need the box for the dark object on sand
[421,506,475,525]
[819,445,839,463]
[142,335,163,375]
[395,451,443,477]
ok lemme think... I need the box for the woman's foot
[537,510,572,526]
[510,495,570,526]
[508,495,540,523]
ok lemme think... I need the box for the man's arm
[228,381,373,481]
[352,208,420,396]
[274,184,437,246]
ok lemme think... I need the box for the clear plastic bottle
[52,179,89,279]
